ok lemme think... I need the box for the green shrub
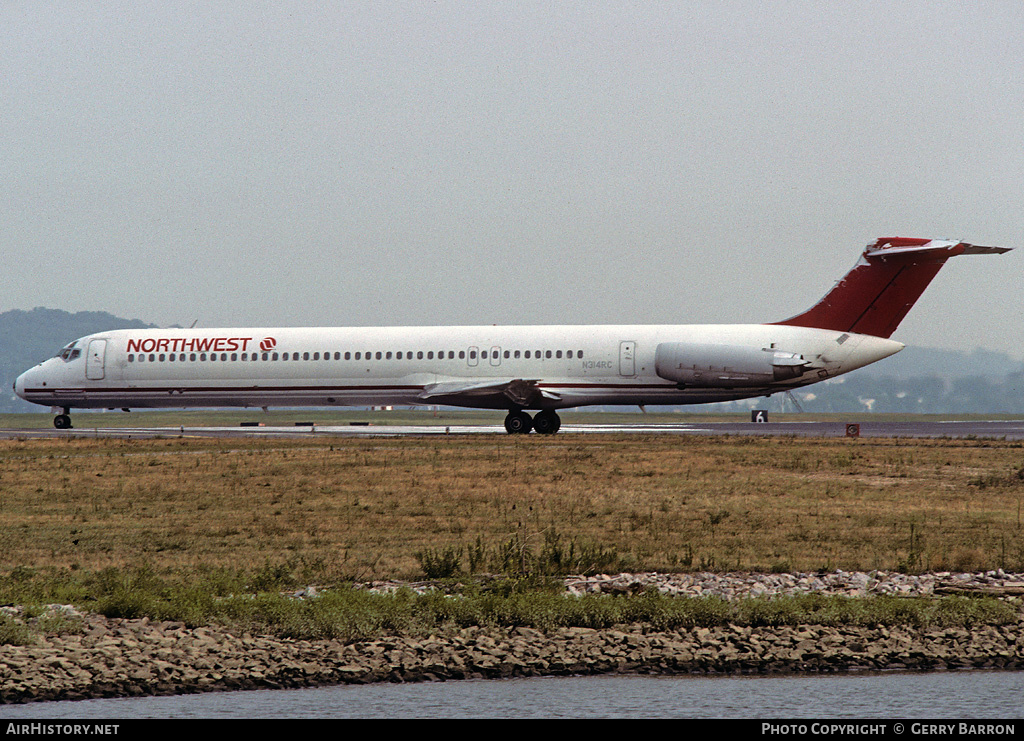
[0,613,34,646]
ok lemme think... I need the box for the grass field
[1,428,1022,583]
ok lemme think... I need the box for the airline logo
[260,337,277,352]
[126,336,254,353]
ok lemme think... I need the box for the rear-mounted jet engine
[654,343,808,388]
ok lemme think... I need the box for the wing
[418,378,560,408]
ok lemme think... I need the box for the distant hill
[696,345,1024,415]
[859,345,1023,379]
[2,308,1022,415]
[0,308,159,412]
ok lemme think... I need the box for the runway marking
[4,420,1024,440]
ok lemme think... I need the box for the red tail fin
[773,238,1010,338]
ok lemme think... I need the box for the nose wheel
[54,409,73,429]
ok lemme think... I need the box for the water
[2,672,1020,719]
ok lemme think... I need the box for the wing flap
[419,378,560,407]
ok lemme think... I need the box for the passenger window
[375,352,382,360]
[545,350,552,359]
[556,350,562,358]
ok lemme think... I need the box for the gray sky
[3,2,1022,358]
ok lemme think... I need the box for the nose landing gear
[53,408,73,429]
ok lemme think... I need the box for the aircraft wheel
[533,410,561,435]
[54,414,72,430]
[504,410,533,434]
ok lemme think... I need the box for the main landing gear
[53,407,73,429]
[503,409,561,435]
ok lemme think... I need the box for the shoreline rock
[2,570,1023,705]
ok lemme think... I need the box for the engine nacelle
[654,342,808,388]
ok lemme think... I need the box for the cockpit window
[57,343,82,362]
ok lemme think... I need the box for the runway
[4,419,1024,440]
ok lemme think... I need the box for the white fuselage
[14,323,903,412]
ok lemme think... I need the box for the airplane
[13,237,1010,433]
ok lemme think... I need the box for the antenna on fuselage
[189,319,198,328]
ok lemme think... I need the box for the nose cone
[14,370,28,401]
[14,363,49,405]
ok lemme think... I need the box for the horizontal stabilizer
[864,238,1010,259]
